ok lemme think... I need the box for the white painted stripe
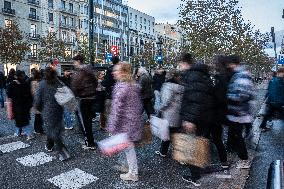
[0,141,30,153]
[47,168,99,189]
[16,152,54,167]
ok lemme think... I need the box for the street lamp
[89,0,94,66]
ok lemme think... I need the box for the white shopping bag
[150,116,170,141]
[98,133,131,156]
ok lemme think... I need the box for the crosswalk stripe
[0,141,30,153]
[16,152,54,167]
[47,168,99,189]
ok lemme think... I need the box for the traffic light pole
[271,27,277,71]
[89,0,94,66]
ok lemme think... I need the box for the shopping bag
[55,80,78,112]
[98,133,131,156]
[135,122,152,147]
[150,115,170,141]
[172,133,210,168]
[5,100,14,120]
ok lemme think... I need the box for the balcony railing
[29,33,40,39]
[27,0,40,6]
[59,8,77,15]
[60,23,77,30]
[2,8,15,16]
[28,14,40,21]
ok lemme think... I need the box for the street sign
[110,46,118,56]
[106,53,113,63]
[155,55,163,62]
[278,54,284,64]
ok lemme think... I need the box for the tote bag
[150,115,170,141]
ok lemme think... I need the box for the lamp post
[89,0,94,66]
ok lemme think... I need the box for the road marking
[0,141,30,153]
[16,152,54,167]
[47,168,99,189]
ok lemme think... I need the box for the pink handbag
[6,100,14,120]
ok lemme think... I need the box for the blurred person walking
[34,67,70,161]
[0,71,5,108]
[7,70,34,140]
[152,69,166,114]
[107,63,143,182]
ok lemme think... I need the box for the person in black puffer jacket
[178,53,215,187]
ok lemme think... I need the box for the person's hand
[182,121,196,134]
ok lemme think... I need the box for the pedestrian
[155,70,184,157]
[6,70,34,140]
[259,68,284,131]
[0,71,5,108]
[60,70,74,130]
[71,54,98,150]
[211,55,231,168]
[6,68,16,87]
[34,67,70,161]
[136,67,154,120]
[31,69,44,134]
[178,53,215,187]
[107,62,143,182]
[152,68,166,114]
[225,55,254,169]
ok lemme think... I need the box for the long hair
[44,67,57,84]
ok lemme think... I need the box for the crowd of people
[0,52,273,187]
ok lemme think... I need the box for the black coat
[102,65,116,99]
[7,80,33,127]
[138,73,154,100]
[0,72,5,89]
[152,73,165,91]
[180,64,215,137]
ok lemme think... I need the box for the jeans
[64,110,73,129]
[0,88,4,108]
[15,124,33,136]
[226,121,248,160]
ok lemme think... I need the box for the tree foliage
[0,21,30,70]
[179,0,270,65]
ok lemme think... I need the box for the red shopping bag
[5,100,14,120]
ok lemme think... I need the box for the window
[135,15,137,21]
[48,12,53,22]
[61,0,65,9]
[4,19,12,27]
[48,0,53,8]
[71,17,74,26]
[130,13,132,19]
[30,44,37,57]
[49,27,54,33]
[129,21,132,27]
[144,18,146,24]
[69,3,73,13]
[4,1,11,9]
[61,15,67,25]
[30,8,36,16]
[140,17,142,23]
[30,24,36,36]
[62,31,67,40]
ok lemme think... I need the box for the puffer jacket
[138,73,154,99]
[267,77,284,107]
[180,64,215,136]
[160,80,184,127]
[227,66,254,124]
[107,82,143,142]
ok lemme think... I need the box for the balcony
[27,0,40,7]
[60,23,77,31]
[1,8,15,16]
[59,8,77,16]
[28,14,40,21]
[29,33,40,40]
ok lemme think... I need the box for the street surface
[0,83,273,189]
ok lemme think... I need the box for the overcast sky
[128,0,284,33]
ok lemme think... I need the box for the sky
[128,0,284,33]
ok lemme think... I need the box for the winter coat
[7,80,33,127]
[31,80,41,114]
[153,73,166,91]
[266,77,284,107]
[107,82,143,142]
[71,66,98,98]
[101,65,116,99]
[0,72,5,89]
[160,81,184,127]
[93,79,106,113]
[138,73,154,100]
[227,66,254,124]
[34,80,64,140]
[180,64,215,137]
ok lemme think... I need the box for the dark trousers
[260,104,284,128]
[210,123,227,163]
[79,99,96,147]
[142,98,154,119]
[226,122,248,160]
[160,127,180,155]
[46,136,65,151]
[34,114,44,133]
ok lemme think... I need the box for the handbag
[150,115,170,141]
[172,133,210,168]
[54,80,78,112]
[97,133,131,156]
[5,99,14,120]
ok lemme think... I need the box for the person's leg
[226,124,235,152]
[143,98,154,119]
[23,124,34,140]
[63,110,73,129]
[14,126,21,136]
[34,114,44,134]
[231,123,248,160]
[46,137,55,151]
[120,144,138,181]
[211,124,227,164]
[0,88,4,108]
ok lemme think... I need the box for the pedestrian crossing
[0,140,99,189]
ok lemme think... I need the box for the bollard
[266,160,284,189]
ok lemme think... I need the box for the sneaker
[113,164,129,173]
[82,144,96,150]
[221,162,230,169]
[120,173,138,182]
[155,151,166,158]
[58,148,71,161]
[215,170,232,179]
[34,131,44,135]
[64,127,73,130]
[45,145,54,152]
[236,160,251,169]
[261,127,271,132]
[182,175,201,187]
[26,135,35,141]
